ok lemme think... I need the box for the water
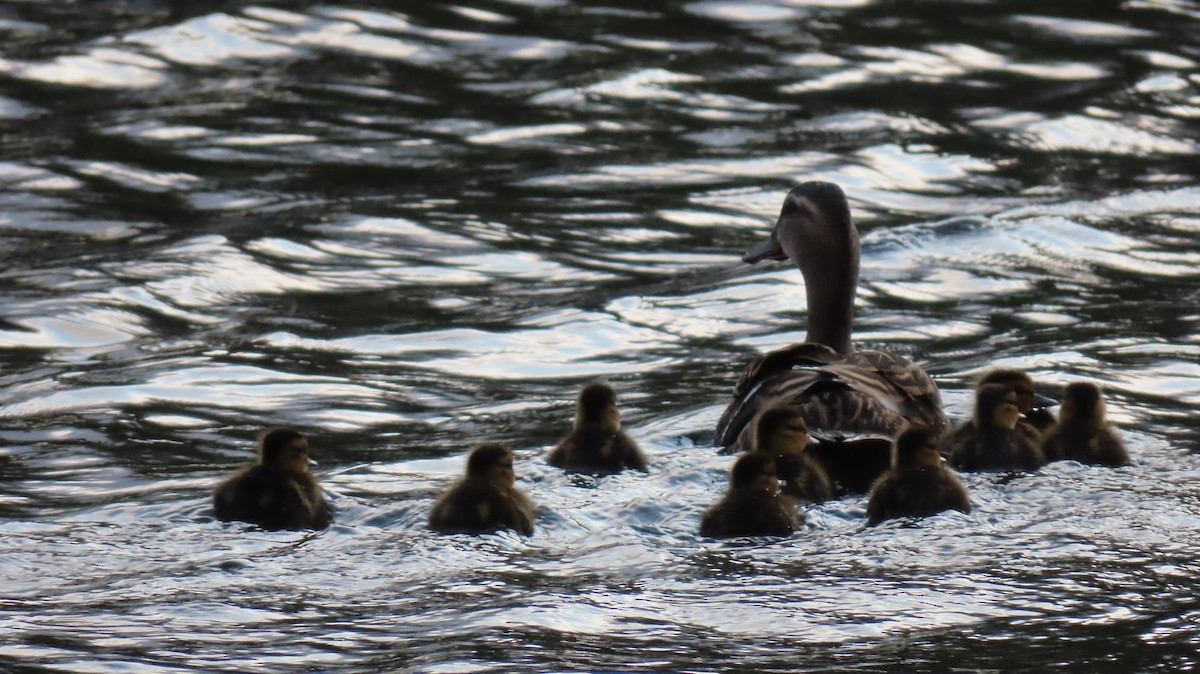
[1,0,1199,671]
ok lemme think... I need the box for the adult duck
[715,181,946,492]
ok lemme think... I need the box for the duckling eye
[780,199,799,217]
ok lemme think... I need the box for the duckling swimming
[748,405,834,503]
[213,428,332,530]
[547,381,647,474]
[1039,382,1129,467]
[944,384,1046,472]
[939,369,1045,459]
[699,453,799,539]
[978,368,1056,432]
[429,443,535,536]
[716,182,945,493]
[867,426,970,526]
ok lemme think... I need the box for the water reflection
[1,0,1199,671]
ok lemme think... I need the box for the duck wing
[715,345,945,451]
[825,350,946,432]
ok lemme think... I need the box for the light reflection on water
[1,0,1200,671]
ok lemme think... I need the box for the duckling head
[467,442,516,488]
[730,452,781,496]
[975,383,1020,430]
[576,381,621,430]
[258,427,311,476]
[893,425,942,469]
[1060,382,1105,424]
[978,368,1037,412]
[742,181,859,354]
[750,405,809,460]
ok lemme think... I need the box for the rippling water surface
[2,0,1200,671]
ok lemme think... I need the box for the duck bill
[742,232,788,264]
[1031,392,1058,410]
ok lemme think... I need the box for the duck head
[259,427,312,476]
[743,181,860,354]
[468,442,516,488]
[893,425,942,469]
[730,452,781,497]
[978,368,1057,413]
[750,404,810,460]
[576,381,621,431]
[975,383,1020,430]
[1059,382,1105,425]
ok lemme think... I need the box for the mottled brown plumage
[213,428,332,531]
[944,384,1046,472]
[748,405,833,503]
[700,453,799,539]
[548,382,646,474]
[1040,382,1129,467]
[867,426,970,525]
[429,444,535,536]
[716,182,945,492]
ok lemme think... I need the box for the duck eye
[780,199,799,216]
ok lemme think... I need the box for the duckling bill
[867,426,970,525]
[547,382,647,474]
[213,428,332,531]
[429,443,536,536]
[700,453,799,538]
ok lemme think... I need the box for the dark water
[2,0,1200,671]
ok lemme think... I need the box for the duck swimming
[547,381,647,474]
[700,452,799,539]
[716,181,945,492]
[940,368,1046,458]
[213,428,332,531]
[429,443,536,536]
[748,404,834,503]
[867,426,970,526]
[944,383,1046,472]
[1039,382,1129,467]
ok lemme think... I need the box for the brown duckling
[547,381,646,474]
[716,182,946,494]
[699,453,799,539]
[944,384,1046,472]
[1039,382,1129,466]
[939,370,1045,460]
[748,405,834,503]
[978,368,1056,432]
[429,443,535,536]
[213,428,332,531]
[867,426,970,526]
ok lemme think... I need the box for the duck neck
[802,253,857,355]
